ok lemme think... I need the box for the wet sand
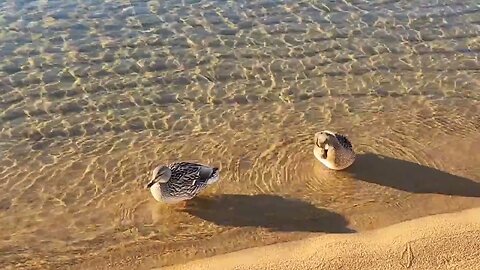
[163,207,480,270]
[1,0,480,269]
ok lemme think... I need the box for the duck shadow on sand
[347,153,480,197]
[182,194,354,233]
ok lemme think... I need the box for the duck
[314,130,355,170]
[145,162,219,203]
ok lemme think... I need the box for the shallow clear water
[0,0,479,269]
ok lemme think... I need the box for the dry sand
[162,207,480,270]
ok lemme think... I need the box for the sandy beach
[164,207,480,270]
[1,1,480,269]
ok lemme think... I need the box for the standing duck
[314,130,355,170]
[145,162,219,203]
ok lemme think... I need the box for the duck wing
[169,162,217,187]
[334,133,353,149]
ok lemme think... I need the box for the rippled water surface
[1,0,480,269]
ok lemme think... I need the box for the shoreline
[162,207,480,270]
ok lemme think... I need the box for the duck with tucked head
[314,130,355,170]
[145,162,220,203]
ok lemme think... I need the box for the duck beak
[145,181,155,189]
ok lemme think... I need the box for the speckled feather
[314,131,356,170]
[334,133,353,150]
[159,162,218,200]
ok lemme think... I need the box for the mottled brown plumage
[145,162,219,203]
[314,130,355,170]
